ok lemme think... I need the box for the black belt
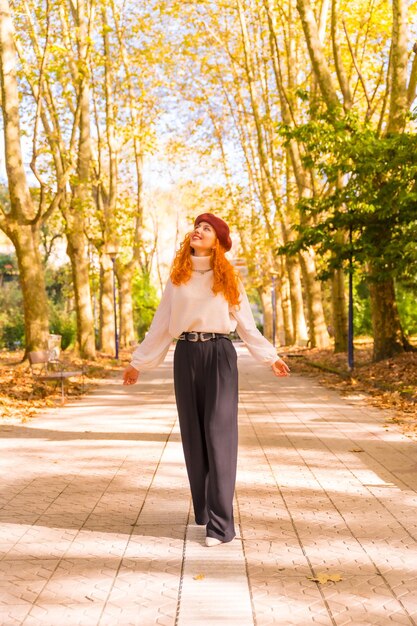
[178,332,230,342]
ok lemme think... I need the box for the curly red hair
[170,233,241,307]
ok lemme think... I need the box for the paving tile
[0,604,32,626]
[1,347,417,625]
[177,524,253,625]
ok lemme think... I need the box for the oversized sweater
[130,254,278,371]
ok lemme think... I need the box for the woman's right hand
[123,365,140,385]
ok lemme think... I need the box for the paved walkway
[1,345,417,626]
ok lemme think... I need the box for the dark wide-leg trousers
[174,337,238,543]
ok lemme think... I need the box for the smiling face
[190,221,217,256]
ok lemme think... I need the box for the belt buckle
[200,332,213,342]
[188,332,199,342]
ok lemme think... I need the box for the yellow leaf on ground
[193,574,205,580]
[308,572,343,584]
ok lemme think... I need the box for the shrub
[132,270,159,340]
[397,283,417,336]
[49,305,77,350]
[0,280,25,349]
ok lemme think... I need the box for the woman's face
[191,221,217,254]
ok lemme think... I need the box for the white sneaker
[205,537,222,547]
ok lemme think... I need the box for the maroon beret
[194,213,232,251]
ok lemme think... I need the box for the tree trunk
[281,270,294,345]
[264,16,330,349]
[118,268,136,348]
[274,282,285,347]
[368,276,411,361]
[296,0,340,110]
[330,0,352,110]
[299,250,330,348]
[66,224,96,358]
[366,0,410,359]
[67,0,96,359]
[259,286,273,342]
[0,0,49,352]
[387,0,409,133]
[99,255,115,354]
[8,224,49,352]
[286,256,308,345]
[13,1,96,359]
[331,268,347,352]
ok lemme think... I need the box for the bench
[28,350,84,404]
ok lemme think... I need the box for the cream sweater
[130,255,278,371]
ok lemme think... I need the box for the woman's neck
[190,255,212,270]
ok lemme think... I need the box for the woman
[123,213,290,547]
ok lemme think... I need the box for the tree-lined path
[1,345,417,626]
[2,0,417,363]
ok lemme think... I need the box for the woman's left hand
[271,358,291,377]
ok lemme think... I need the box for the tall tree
[0,0,52,352]
[367,0,414,360]
[89,0,161,352]
[262,0,330,348]
[66,0,96,358]
[296,0,416,359]
[13,0,96,358]
[165,0,313,345]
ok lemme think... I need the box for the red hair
[170,233,241,307]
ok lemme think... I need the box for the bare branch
[28,0,52,220]
[331,0,352,110]
[377,46,392,135]
[407,43,417,107]
[342,19,372,112]
[296,0,340,110]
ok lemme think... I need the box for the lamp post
[105,242,119,360]
[347,225,354,371]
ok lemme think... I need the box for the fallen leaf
[349,448,364,453]
[193,574,205,580]
[308,572,343,585]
